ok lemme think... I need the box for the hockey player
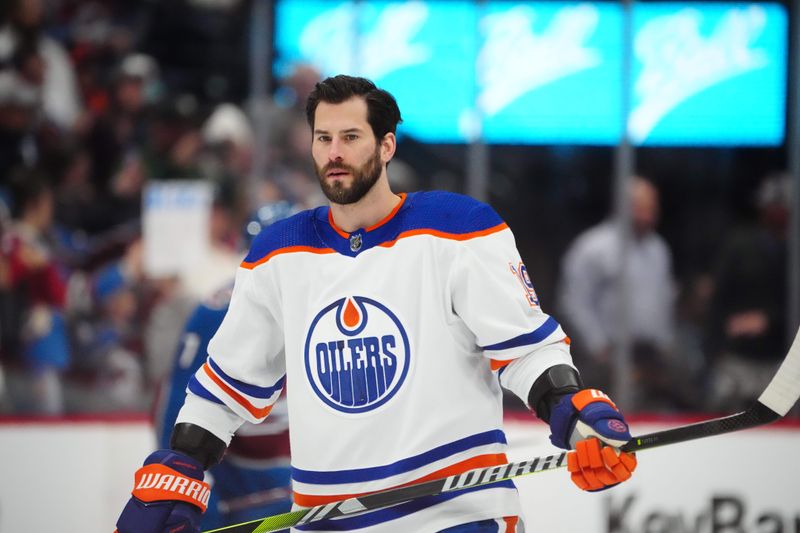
[116,75,637,533]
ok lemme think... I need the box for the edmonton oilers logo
[304,296,410,414]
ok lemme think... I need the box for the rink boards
[0,415,798,533]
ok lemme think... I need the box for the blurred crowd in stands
[0,0,794,417]
[0,0,326,415]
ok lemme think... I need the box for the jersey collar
[317,193,410,257]
[326,193,407,237]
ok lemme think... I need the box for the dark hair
[306,75,402,140]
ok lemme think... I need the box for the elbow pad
[527,364,584,423]
[170,422,227,470]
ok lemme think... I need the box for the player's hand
[548,389,637,491]
[115,449,210,533]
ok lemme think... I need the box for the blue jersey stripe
[187,376,224,405]
[296,480,515,531]
[292,430,507,484]
[480,317,560,351]
[208,357,285,399]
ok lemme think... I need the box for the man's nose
[328,139,344,161]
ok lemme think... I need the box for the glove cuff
[571,389,617,411]
[132,463,211,513]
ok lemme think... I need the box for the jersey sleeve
[450,203,572,368]
[182,264,286,426]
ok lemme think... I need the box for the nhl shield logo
[304,296,411,414]
[349,233,362,252]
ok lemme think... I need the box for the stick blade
[758,327,800,416]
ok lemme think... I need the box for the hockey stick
[205,327,800,533]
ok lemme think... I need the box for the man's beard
[316,146,383,205]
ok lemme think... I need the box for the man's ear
[380,132,397,163]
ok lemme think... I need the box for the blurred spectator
[68,1,140,120]
[67,241,146,412]
[0,0,81,130]
[261,63,326,208]
[142,93,205,181]
[200,101,253,189]
[269,64,320,167]
[84,53,157,200]
[181,182,245,300]
[143,179,245,390]
[0,69,40,184]
[1,169,70,414]
[52,146,94,238]
[11,37,45,89]
[64,54,158,241]
[558,177,687,410]
[705,173,791,411]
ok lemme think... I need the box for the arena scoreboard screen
[275,1,787,146]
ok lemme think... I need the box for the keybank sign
[275,1,787,146]
[606,493,800,533]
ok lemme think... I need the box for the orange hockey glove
[567,437,637,491]
[549,389,637,491]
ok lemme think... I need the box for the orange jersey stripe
[378,222,509,249]
[504,516,519,532]
[327,193,409,236]
[327,209,350,238]
[240,221,507,268]
[239,218,508,270]
[292,453,508,507]
[241,245,336,270]
[490,358,515,371]
[365,193,407,231]
[202,363,273,419]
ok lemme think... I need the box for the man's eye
[345,134,358,141]
[317,136,331,142]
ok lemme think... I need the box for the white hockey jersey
[178,191,573,532]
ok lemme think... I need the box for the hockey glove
[115,449,210,533]
[548,389,637,491]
